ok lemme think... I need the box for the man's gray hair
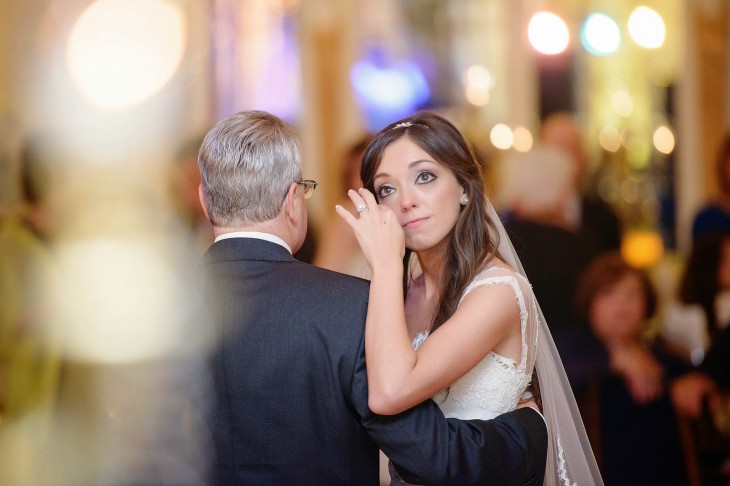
[198,111,302,227]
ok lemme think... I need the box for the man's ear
[198,185,211,222]
[283,182,302,224]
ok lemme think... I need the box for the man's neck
[212,216,297,251]
[213,218,278,238]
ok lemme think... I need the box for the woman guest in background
[337,112,602,486]
[574,252,691,486]
[313,135,372,279]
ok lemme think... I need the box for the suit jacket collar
[202,236,296,265]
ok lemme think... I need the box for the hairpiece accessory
[356,204,367,213]
[390,121,428,131]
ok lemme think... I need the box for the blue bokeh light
[350,49,431,131]
[581,12,621,56]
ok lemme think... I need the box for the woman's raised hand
[335,188,405,270]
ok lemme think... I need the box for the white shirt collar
[214,231,292,254]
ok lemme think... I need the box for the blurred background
[1,0,729,485]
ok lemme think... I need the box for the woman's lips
[403,217,428,229]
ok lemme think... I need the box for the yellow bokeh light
[466,85,490,106]
[490,124,514,150]
[528,12,570,55]
[653,125,675,154]
[512,126,533,152]
[598,125,622,152]
[628,6,666,49]
[464,65,493,90]
[66,0,187,110]
[621,229,665,268]
[611,90,634,117]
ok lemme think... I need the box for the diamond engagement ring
[356,204,367,213]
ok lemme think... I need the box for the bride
[336,112,603,485]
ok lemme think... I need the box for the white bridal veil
[486,200,604,486]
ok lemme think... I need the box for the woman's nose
[399,190,417,212]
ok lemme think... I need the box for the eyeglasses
[298,179,318,200]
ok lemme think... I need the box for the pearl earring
[460,194,469,205]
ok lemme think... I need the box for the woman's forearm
[365,260,417,415]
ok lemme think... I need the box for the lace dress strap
[458,266,531,371]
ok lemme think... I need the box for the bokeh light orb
[611,90,634,117]
[490,124,514,150]
[599,126,622,152]
[581,13,620,56]
[528,12,570,55]
[653,125,675,154]
[466,86,490,106]
[57,238,186,363]
[66,0,187,110]
[463,65,493,90]
[622,229,665,268]
[628,6,666,49]
[350,57,430,129]
[463,66,492,106]
[512,126,533,152]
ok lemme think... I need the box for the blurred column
[299,0,363,225]
[676,0,728,252]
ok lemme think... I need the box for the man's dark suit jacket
[201,237,547,485]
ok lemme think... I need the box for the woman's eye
[416,171,436,184]
[377,185,395,198]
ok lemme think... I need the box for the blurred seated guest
[313,135,372,278]
[671,325,730,485]
[692,133,730,242]
[575,252,691,485]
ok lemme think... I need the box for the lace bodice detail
[411,267,537,420]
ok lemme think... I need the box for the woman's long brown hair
[361,112,503,332]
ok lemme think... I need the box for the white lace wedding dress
[389,265,539,485]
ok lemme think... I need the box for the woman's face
[589,273,647,342]
[373,137,465,253]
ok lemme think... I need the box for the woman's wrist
[370,257,404,278]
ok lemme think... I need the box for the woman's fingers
[336,188,375,229]
[357,188,379,208]
[346,189,368,214]
[335,204,358,227]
